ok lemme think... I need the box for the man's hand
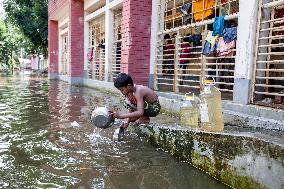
[120,121,129,129]
[111,112,123,119]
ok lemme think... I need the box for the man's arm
[113,90,144,119]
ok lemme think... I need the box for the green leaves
[3,0,48,57]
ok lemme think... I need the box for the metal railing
[252,0,284,108]
[155,0,239,99]
[88,16,105,81]
[112,9,122,80]
[61,34,68,75]
[164,0,239,31]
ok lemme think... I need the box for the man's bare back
[133,85,158,103]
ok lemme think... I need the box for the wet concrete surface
[0,72,227,189]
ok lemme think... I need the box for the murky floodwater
[0,72,226,189]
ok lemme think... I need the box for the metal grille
[164,0,239,30]
[112,9,122,80]
[155,0,239,99]
[61,34,68,75]
[88,16,105,81]
[253,0,284,108]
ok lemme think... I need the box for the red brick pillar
[48,20,59,79]
[121,0,152,86]
[69,0,84,84]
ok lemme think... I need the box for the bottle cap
[202,76,215,86]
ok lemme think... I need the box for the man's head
[114,73,134,95]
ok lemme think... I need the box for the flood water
[0,72,226,189]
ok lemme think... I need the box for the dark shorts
[124,100,161,117]
[144,101,161,117]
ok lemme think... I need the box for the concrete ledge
[83,79,118,93]
[157,92,284,131]
[58,75,84,85]
[58,74,69,83]
[55,77,284,130]
[135,125,284,189]
[48,73,59,80]
[70,76,83,85]
[223,101,284,122]
[224,110,284,130]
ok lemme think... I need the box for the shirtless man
[112,73,161,129]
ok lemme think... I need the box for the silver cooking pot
[91,107,115,129]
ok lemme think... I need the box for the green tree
[0,20,10,69]
[4,0,48,57]
[0,19,32,70]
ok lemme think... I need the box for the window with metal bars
[87,16,105,81]
[164,0,239,30]
[61,34,68,75]
[253,0,284,109]
[155,0,239,100]
[112,9,122,80]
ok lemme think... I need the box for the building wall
[48,0,69,79]
[48,0,268,106]
[48,0,69,20]
[120,0,152,86]
[48,0,153,85]
[48,20,59,79]
[69,0,85,82]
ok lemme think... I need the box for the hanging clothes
[205,31,218,46]
[181,2,192,15]
[181,2,192,24]
[202,31,218,56]
[180,42,192,64]
[188,34,202,46]
[193,0,215,22]
[213,16,225,36]
[223,27,237,44]
[202,41,217,56]
[217,37,235,57]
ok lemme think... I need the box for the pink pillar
[121,0,152,86]
[48,20,59,79]
[69,0,84,84]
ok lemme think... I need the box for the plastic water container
[91,107,114,129]
[180,93,199,128]
[199,77,224,132]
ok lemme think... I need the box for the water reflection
[0,73,226,189]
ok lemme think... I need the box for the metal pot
[91,107,115,129]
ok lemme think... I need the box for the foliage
[4,0,48,57]
[0,20,11,68]
[0,19,32,69]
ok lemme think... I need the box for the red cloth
[87,48,93,62]
[273,8,284,36]
[180,43,192,64]
[164,44,175,55]
[127,94,137,106]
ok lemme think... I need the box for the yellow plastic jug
[180,93,199,128]
[199,77,224,132]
